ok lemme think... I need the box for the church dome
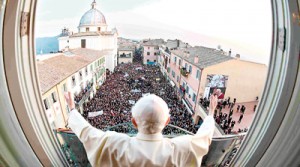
[79,1,106,27]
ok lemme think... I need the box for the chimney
[235,54,240,59]
[194,56,199,63]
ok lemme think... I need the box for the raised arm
[64,92,108,165]
[188,94,217,163]
[195,94,217,136]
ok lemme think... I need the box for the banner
[131,89,141,93]
[129,100,135,105]
[88,110,103,118]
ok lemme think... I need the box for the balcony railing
[74,82,93,106]
[180,67,189,77]
[55,129,91,166]
[119,53,132,58]
[165,49,171,54]
[55,125,246,167]
[159,47,171,57]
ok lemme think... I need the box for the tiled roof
[142,39,165,46]
[118,45,135,51]
[37,48,110,94]
[171,46,233,69]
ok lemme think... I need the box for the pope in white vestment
[65,93,217,167]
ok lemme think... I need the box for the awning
[147,62,156,65]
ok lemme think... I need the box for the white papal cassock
[69,109,215,167]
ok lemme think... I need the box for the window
[2,0,286,164]
[72,76,76,86]
[189,65,192,73]
[43,99,49,110]
[185,63,187,69]
[90,64,93,71]
[174,57,177,64]
[177,76,179,82]
[3,0,290,166]
[154,52,157,56]
[147,59,149,62]
[85,67,88,75]
[79,71,83,80]
[63,83,67,92]
[154,60,157,62]
[98,27,101,31]
[86,27,89,32]
[172,70,175,78]
[196,69,200,79]
[81,39,86,48]
[179,59,181,66]
[147,52,150,55]
[192,93,196,102]
[186,85,189,94]
[51,92,57,103]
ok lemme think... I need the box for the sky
[36,0,272,65]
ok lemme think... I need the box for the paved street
[217,101,258,132]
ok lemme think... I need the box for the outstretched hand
[209,94,218,116]
[64,92,75,111]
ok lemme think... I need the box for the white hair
[131,94,170,134]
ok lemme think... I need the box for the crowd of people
[200,96,251,134]
[80,61,199,135]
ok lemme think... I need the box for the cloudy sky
[36,0,272,64]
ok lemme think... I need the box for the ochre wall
[199,59,268,103]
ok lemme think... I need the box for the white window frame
[0,0,300,167]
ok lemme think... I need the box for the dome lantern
[78,0,107,31]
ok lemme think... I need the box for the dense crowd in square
[79,55,199,135]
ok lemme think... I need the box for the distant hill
[35,36,59,55]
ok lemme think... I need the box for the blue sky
[36,0,272,64]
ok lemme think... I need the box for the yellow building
[37,48,107,129]
[159,44,267,117]
[199,58,267,103]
